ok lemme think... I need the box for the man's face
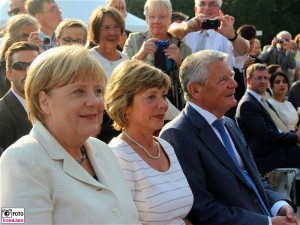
[248,68,269,95]
[194,0,220,18]
[6,50,39,98]
[36,1,62,32]
[8,0,26,16]
[277,33,291,51]
[196,60,237,118]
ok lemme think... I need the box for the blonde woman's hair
[25,45,107,123]
[105,60,170,131]
[144,0,172,17]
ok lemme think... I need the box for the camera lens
[43,37,51,45]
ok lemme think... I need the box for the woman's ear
[39,91,51,115]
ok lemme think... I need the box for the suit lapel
[185,104,246,182]
[5,91,31,130]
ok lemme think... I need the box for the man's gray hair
[195,0,223,7]
[180,50,228,100]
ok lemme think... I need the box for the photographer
[123,0,191,110]
[261,31,296,81]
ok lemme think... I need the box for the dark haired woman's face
[272,75,288,96]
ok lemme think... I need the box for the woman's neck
[272,93,285,103]
[96,46,120,61]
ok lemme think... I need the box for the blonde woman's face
[40,79,105,141]
[147,8,171,38]
[249,42,260,57]
[18,24,38,41]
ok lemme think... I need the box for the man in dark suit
[0,41,39,150]
[160,50,299,225]
[236,63,300,174]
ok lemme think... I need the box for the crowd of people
[1,0,300,224]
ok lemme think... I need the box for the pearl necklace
[123,131,161,160]
[76,146,87,164]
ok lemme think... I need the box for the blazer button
[252,198,259,205]
[112,208,120,217]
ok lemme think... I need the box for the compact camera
[201,18,220,30]
[42,36,51,45]
[155,40,169,51]
[2,209,12,218]
[278,38,285,44]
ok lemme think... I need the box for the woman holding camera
[0,46,140,224]
[105,60,193,225]
[123,0,191,110]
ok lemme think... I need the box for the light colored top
[183,29,248,69]
[109,137,194,225]
[0,121,140,225]
[268,98,298,131]
[89,47,129,78]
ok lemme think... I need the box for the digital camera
[155,40,169,51]
[278,38,285,44]
[201,18,220,30]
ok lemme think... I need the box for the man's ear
[187,82,202,99]
[39,91,51,115]
[6,70,12,81]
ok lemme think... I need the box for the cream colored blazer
[0,121,140,225]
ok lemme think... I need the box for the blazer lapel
[30,121,105,189]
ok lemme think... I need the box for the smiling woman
[0,45,140,225]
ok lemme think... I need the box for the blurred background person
[7,0,27,17]
[292,33,300,81]
[56,18,87,46]
[171,11,189,23]
[0,41,39,150]
[25,0,63,51]
[268,71,299,131]
[0,14,39,98]
[105,0,130,51]
[0,45,140,224]
[288,79,300,111]
[88,6,128,78]
[88,6,129,144]
[105,60,193,225]
[123,0,191,110]
[261,31,296,85]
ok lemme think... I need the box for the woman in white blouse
[105,59,193,225]
[268,71,299,130]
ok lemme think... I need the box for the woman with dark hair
[268,71,299,130]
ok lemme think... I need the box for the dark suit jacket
[0,90,32,149]
[236,91,299,173]
[160,103,291,225]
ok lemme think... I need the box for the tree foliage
[126,0,300,46]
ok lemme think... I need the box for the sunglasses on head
[7,7,21,16]
[11,61,31,71]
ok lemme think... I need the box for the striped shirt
[109,137,193,225]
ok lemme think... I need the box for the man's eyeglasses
[42,6,61,14]
[61,38,86,45]
[11,62,31,71]
[251,76,270,81]
[7,7,21,16]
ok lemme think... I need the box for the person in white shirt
[105,60,194,225]
[168,0,249,69]
[268,71,299,131]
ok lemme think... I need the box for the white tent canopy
[0,0,147,32]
